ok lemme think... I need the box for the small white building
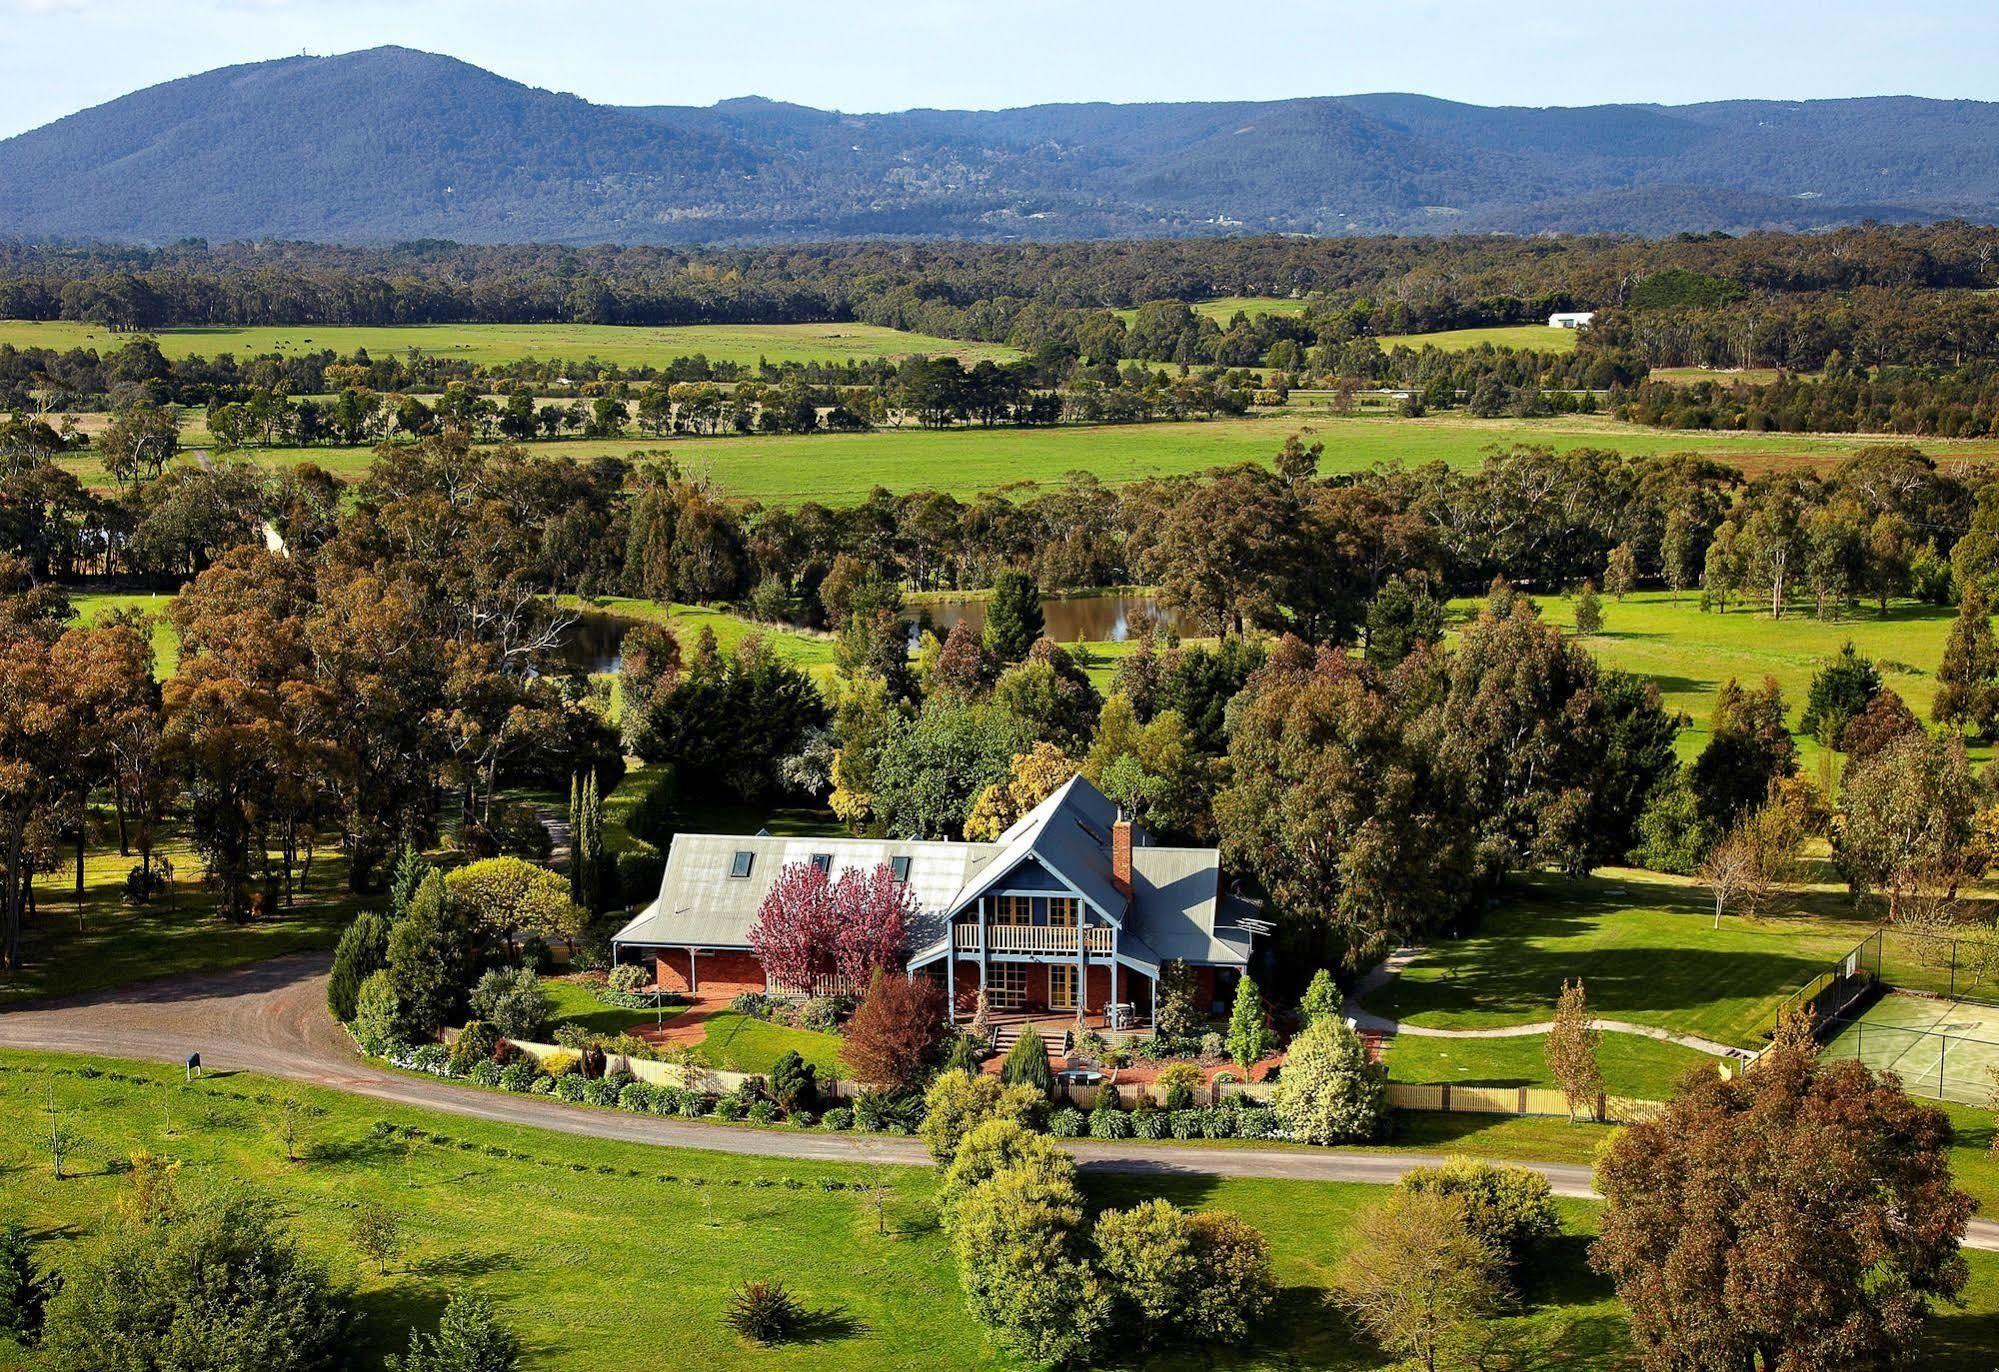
[1548,311,1595,330]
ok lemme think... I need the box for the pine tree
[1226,976,1274,1078]
[983,570,1045,664]
[386,841,431,922]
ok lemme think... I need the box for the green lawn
[1361,870,1867,1049]
[684,1012,846,1079]
[0,320,1018,369]
[555,595,839,678]
[1519,589,1971,765]
[1383,1030,1721,1100]
[540,976,678,1038]
[7,1051,1997,1370]
[1373,324,1583,353]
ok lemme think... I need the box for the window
[890,855,911,883]
[1046,897,1078,928]
[810,853,832,874]
[994,895,1033,926]
[989,964,1027,1009]
[729,851,754,879]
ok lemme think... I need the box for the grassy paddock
[4,1051,1995,1370]
[57,407,1999,500]
[1373,324,1583,353]
[1383,1031,1720,1100]
[0,320,1019,369]
[1519,589,1974,765]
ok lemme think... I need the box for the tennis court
[1822,991,1999,1105]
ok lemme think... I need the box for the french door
[1048,965,1078,1012]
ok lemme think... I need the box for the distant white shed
[1548,311,1595,330]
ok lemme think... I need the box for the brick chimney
[1111,813,1133,895]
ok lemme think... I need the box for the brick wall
[651,948,766,995]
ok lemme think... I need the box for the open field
[1373,324,1582,353]
[1361,870,1870,1050]
[0,319,1020,369]
[1647,366,1787,385]
[0,1049,1706,1372]
[1513,589,1972,764]
[70,409,1999,503]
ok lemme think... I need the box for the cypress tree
[983,570,1044,664]
[326,909,392,1023]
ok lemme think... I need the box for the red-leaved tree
[831,863,913,985]
[748,861,835,993]
[840,972,946,1091]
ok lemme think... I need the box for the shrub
[713,1094,749,1121]
[0,1220,52,1344]
[941,1032,985,1077]
[447,1021,500,1076]
[407,1043,449,1076]
[468,967,552,1042]
[1093,1199,1197,1346]
[1133,1108,1170,1140]
[1154,1061,1205,1111]
[918,1072,1044,1162]
[937,1119,1077,1229]
[649,1087,685,1116]
[615,849,667,909]
[1049,1107,1086,1137]
[1199,1031,1226,1062]
[606,963,649,996]
[539,1050,580,1079]
[948,1155,1109,1365]
[392,1292,521,1372]
[852,1091,922,1134]
[999,1027,1054,1093]
[583,1079,619,1107]
[677,1093,711,1118]
[1169,1109,1201,1140]
[469,1061,504,1088]
[723,1279,804,1345]
[819,1107,853,1132]
[1154,959,1201,1040]
[528,1076,554,1095]
[840,973,948,1094]
[797,995,851,1033]
[326,910,391,1023]
[1237,1106,1277,1140]
[745,1100,780,1125]
[498,1062,536,1093]
[1398,1160,1559,1271]
[729,992,773,1019]
[554,1075,589,1103]
[1088,1105,1133,1140]
[37,1190,351,1369]
[352,969,406,1056]
[1182,1211,1277,1345]
[768,1051,819,1115]
[1272,1016,1387,1145]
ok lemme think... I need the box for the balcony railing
[953,923,1113,956]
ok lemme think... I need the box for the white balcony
[953,923,1113,956]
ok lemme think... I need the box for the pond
[906,591,1189,645]
[555,610,634,674]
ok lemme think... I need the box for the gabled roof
[944,774,1131,923]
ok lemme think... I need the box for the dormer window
[728,850,754,879]
[890,856,911,883]
[811,853,832,874]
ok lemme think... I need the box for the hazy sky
[4,0,1997,140]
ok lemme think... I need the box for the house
[610,775,1260,1027]
[1548,311,1595,330]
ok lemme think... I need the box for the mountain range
[4,46,1999,244]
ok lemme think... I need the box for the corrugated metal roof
[613,775,1252,970]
